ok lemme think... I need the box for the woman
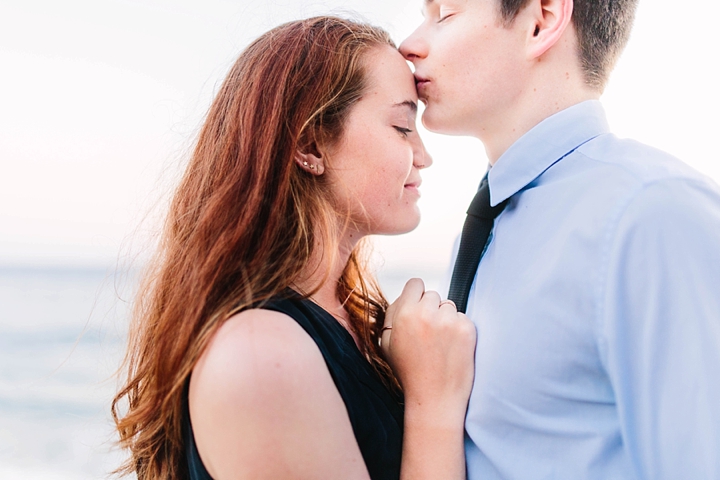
[113,16,475,480]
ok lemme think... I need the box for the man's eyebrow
[393,100,418,113]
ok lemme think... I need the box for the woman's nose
[413,137,432,170]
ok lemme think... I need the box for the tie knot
[467,180,506,219]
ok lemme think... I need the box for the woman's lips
[404,181,422,196]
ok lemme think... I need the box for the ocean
[0,267,132,479]
[0,265,441,478]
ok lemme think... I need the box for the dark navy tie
[448,175,507,313]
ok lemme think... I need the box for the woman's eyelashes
[394,126,413,137]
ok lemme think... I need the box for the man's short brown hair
[499,0,639,90]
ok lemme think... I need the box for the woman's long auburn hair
[112,17,399,479]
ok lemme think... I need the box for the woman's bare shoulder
[190,308,330,414]
[188,308,369,479]
[194,308,318,380]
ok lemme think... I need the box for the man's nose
[399,28,428,61]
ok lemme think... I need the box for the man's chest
[464,185,617,428]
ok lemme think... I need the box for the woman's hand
[381,278,476,421]
[382,278,476,480]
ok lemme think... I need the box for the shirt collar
[488,100,610,206]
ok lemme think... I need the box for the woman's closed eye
[394,126,413,137]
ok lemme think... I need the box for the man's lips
[414,75,430,89]
[414,76,430,102]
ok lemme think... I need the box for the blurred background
[1,0,718,477]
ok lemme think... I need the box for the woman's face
[325,46,431,238]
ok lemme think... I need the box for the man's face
[399,0,529,138]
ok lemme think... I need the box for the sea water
[0,266,442,479]
[0,267,132,478]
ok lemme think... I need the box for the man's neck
[479,31,601,165]
[483,87,600,165]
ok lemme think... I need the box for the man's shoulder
[561,134,720,239]
[575,133,708,188]
[534,133,720,234]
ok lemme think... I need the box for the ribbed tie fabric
[448,175,507,313]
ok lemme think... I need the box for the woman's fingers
[420,289,441,308]
[398,278,425,305]
[384,279,425,342]
[379,323,393,350]
[381,279,427,353]
[438,299,456,310]
[382,278,476,414]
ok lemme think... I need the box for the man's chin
[421,109,467,136]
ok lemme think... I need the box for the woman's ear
[525,0,573,59]
[294,144,325,175]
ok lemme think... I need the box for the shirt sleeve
[598,177,720,480]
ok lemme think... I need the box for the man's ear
[294,143,325,175]
[525,0,573,59]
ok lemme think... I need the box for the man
[399,0,720,478]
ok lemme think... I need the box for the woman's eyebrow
[393,100,418,113]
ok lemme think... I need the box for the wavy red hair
[112,16,398,479]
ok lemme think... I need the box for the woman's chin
[376,214,422,236]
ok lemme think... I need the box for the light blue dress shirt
[461,100,720,479]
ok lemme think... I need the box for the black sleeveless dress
[183,292,404,479]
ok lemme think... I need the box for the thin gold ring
[378,325,392,348]
[439,300,456,309]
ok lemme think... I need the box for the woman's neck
[292,228,361,342]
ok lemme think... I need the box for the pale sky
[1,0,718,274]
